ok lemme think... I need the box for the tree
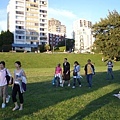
[44,44,50,51]
[92,10,120,59]
[0,30,14,52]
[57,38,75,51]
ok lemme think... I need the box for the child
[52,64,62,86]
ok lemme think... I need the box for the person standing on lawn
[0,61,12,108]
[84,59,95,88]
[106,60,114,80]
[62,58,70,87]
[72,61,82,89]
[52,63,62,86]
[12,61,26,111]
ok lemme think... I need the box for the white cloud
[48,7,78,20]
[48,7,78,38]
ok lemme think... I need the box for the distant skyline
[0,0,120,37]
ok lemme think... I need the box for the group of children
[0,61,26,111]
[52,58,95,88]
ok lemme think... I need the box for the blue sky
[0,0,120,37]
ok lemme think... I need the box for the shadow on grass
[68,88,120,120]
[2,70,120,120]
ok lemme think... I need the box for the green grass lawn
[0,53,120,120]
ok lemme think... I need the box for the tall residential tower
[7,0,48,51]
[73,19,94,52]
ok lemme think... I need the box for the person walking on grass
[0,61,12,108]
[12,61,26,111]
[106,60,114,80]
[62,58,70,87]
[72,61,82,89]
[84,59,95,88]
[52,63,63,86]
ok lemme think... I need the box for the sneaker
[113,94,120,99]
[2,103,6,109]
[12,106,19,111]
[19,107,23,111]
[79,85,82,87]
[68,84,70,87]
[6,95,11,103]
[60,83,63,87]
[72,86,75,89]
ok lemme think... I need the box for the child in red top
[52,64,62,86]
[55,64,62,74]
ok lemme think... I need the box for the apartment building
[48,18,66,34]
[7,0,48,51]
[48,32,65,47]
[48,18,66,48]
[73,19,95,52]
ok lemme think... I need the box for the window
[80,20,83,27]
[16,11,24,15]
[16,21,24,25]
[30,4,38,7]
[35,23,38,26]
[31,37,38,40]
[16,26,24,29]
[40,23,44,26]
[40,28,44,31]
[88,21,92,28]
[84,20,86,27]
[26,36,30,39]
[40,10,47,13]
[16,30,25,34]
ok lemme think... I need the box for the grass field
[0,53,120,120]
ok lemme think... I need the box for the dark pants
[107,68,114,80]
[73,78,81,86]
[12,84,24,104]
[86,74,93,87]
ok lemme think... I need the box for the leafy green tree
[57,38,75,51]
[0,30,14,51]
[44,44,50,51]
[92,10,120,59]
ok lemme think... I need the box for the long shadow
[2,70,120,120]
[68,88,120,120]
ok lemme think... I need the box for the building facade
[48,18,66,48]
[73,19,94,52]
[48,32,65,47]
[7,0,48,51]
[48,18,66,34]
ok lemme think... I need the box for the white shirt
[0,68,11,86]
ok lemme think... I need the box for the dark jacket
[84,63,95,75]
[63,62,70,74]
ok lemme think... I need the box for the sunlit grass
[0,53,120,120]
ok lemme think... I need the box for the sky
[0,0,120,38]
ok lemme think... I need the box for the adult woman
[0,61,12,108]
[12,61,26,111]
[72,61,82,89]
